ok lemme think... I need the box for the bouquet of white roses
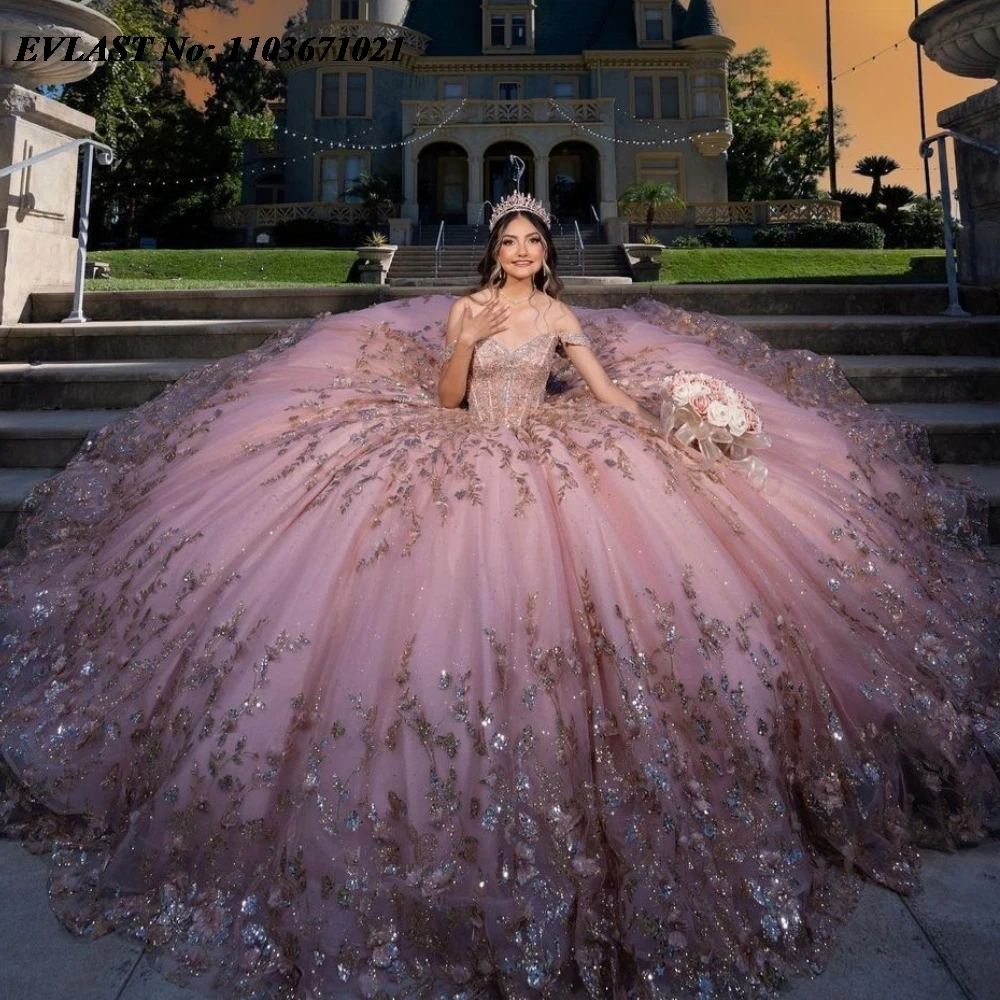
[661,371,771,488]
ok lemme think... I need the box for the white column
[467,153,483,224]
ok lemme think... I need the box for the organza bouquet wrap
[661,371,772,489]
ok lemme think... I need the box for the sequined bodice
[448,330,590,425]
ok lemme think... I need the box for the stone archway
[548,141,600,223]
[416,142,469,224]
[482,141,535,211]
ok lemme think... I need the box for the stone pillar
[599,145,618,224]
[403,150,419,222]
[939,87,1000,289]
[0,86,96,323]
[466,153,483,225]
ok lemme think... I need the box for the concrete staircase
[389,224,629,284]
[2,284,999,546]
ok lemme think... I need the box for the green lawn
[83,247,946,290]
[655,248,945,285]
[85,248,356,289]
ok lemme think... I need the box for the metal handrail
[0,137,114,323]
[589,204,600,224]
[433,219,445,279]
[919,129,1000,318]
[573,220,585,277]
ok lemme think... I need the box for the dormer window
[637,2,670,45]
[483,5,534,53]
[644,6,664,41]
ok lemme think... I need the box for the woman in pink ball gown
[1,194,997,1000]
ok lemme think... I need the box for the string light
[814,37,909,91]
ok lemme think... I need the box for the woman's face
[496,215,545,280]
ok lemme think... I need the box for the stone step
[885,402,1000,464]
[0,409,124,467]
[0,360,207,409]
[835,355,1000,403]
[4,315,998,363]
[29,284,998,324]
[0,319,287,362]
[743,315,1000,356]
[0,468,62,546]
[937,463,1000,543]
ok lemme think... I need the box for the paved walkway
[1,836,998,1000]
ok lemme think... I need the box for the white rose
[727,407,749,437]
[671,382,693,404]
[707,400,731,427]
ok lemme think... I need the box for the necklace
[498,286,535,305]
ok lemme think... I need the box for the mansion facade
[241,0,735,230]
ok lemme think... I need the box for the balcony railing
[213,201,394,230]
[402,98,614,130]
[215,199,841,232]
[619,200,842,227]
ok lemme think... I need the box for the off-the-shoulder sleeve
[558,330,592,350]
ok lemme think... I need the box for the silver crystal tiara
[488,192,552,231]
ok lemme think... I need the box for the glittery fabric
[1,295,998,1000]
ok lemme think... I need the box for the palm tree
[618,181,684,238]
[345,173,402,233]
[853,155,900,206]
[880,184,915,213]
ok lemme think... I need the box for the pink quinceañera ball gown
[1,295,998,1000]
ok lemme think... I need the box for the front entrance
[548,141,600,223]
[483,141,535,212]
[417,142,468,224]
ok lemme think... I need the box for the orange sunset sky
[189,0,989,197]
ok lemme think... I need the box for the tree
[880,184,915,213]
[727,48,850,201]
[203,41,285,123]
[346,174,403,233]
[617,182,684,237]
[854,155,900,206]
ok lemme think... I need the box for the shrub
[670,235,705,249]
[752,221,885,250]
[700,225,738,248]
[272,219,340,248]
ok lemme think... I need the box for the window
[319,153,367,201]
[339,0,361,18]
[511,15,527,46]
[490,15,505,46]
[552,79,577,99]
[497,80,521,101]
[632,74,681,119]
[483,7,534,51]
[643,6,664,41]
[636,153,683,199]
[318,69,370,117]
[321,73,339,118]
[692,73,725,118]
[440,78,467,100]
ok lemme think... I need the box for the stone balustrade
[402,98,614,129]
[618,199,842,227]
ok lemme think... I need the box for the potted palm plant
[618,181,684,281]
[348,174,401,283]
[355,231,396,284]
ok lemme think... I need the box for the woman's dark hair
[476,210,564,299]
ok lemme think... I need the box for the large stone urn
[0,0,119,323]
[911,0,1000,289]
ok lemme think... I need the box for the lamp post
[914,0,933,198]
[825,0,838,193]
